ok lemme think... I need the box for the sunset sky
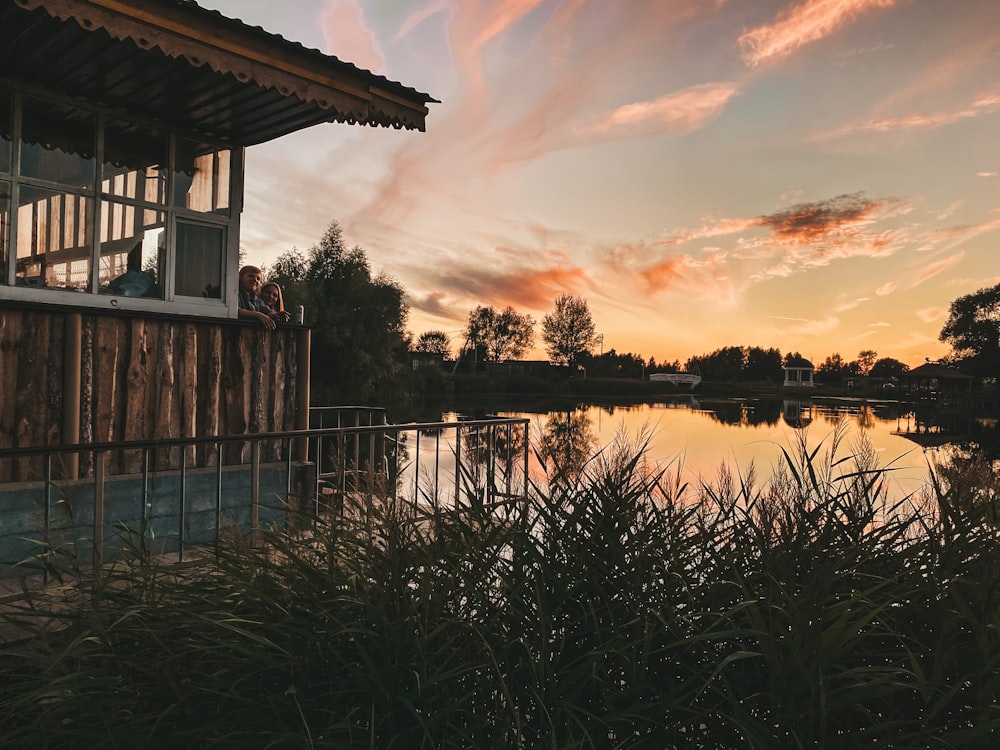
[201,0,1000,367]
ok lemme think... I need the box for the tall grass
[1,424,998,748]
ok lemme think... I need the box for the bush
[2,428,999,748]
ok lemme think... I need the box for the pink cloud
[659,217,757,246]
[581,83,741,139]
[875,281,895,296]
[474,0,548,48]
[816,86,1000,140]
[319,0,385,71]
[738,0,896,68]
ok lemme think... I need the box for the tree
[856,349,878,376]
[541,293,598,368]
[268,220,410,404]
[464,305,535,362]
[816,352,858,381]
[414,330,451,357]
[940,283,1000,378]
[869,357,909,380]
[744,346,783,382]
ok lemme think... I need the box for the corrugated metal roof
[1,0,436,145]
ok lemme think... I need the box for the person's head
[239,265,263,295]
[260,282,284,311]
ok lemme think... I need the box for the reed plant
[1,424,998,748]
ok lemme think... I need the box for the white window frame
[0,86,244,319]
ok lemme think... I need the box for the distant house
[484,360,555,378]
[900,362,974,396]
[411,352,446,370]
[783,356,815,387]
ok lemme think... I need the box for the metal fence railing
[0,413,530,578]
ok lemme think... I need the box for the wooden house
[0,1,435,569]
[0,0,435,483]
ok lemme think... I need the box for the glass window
[1,180,9,282]
[174,138,230,214]
[103,120,167,205]
[0,90,11,174]
[20,98,95,189]
[99,201,164,298]
[16,184,94,291]
[175,220,224,298]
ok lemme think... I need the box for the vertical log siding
[0,304,301,482]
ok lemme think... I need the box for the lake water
[399,396,973,502]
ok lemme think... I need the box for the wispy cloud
[738,0,896,68]
[773,315,842,337]
[580,83,740,140]
[815,86,1000,140]
[911,252,964,287]
[638,253,734,301]
[916,307,946,323]
[875,281,896,296]
[396,0,451,39]
[835,297,870,312]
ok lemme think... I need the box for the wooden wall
[0,305,304,482]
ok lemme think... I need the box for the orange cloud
[639,253,733,301]
[319,0,385,72]
[875,281,896,296]
[426,262,591,313]
[739,0,896,68]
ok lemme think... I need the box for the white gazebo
[783,356,815,387]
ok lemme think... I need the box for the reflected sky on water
[497,398,948,500]
[398,397,986,504]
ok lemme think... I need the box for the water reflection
[398,397,997,502]
[536,409,598,484]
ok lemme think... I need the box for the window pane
[0,89,10,174]
[99,200,164,298]
[0,180,9,282]
[16,184,93,291]
[103,120,167,205]
[175,220,223,298]
[20,98,95,189]
[174,139,230,214]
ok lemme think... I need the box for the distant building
[900,362,974,396]
[783,356,815,387]
[411,352,446,370]
[484,360,555,378]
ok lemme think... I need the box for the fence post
[251,441,261,545]
[93,449,106,568]
[63,313,82,480]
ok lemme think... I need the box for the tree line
[266,220,999,402]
